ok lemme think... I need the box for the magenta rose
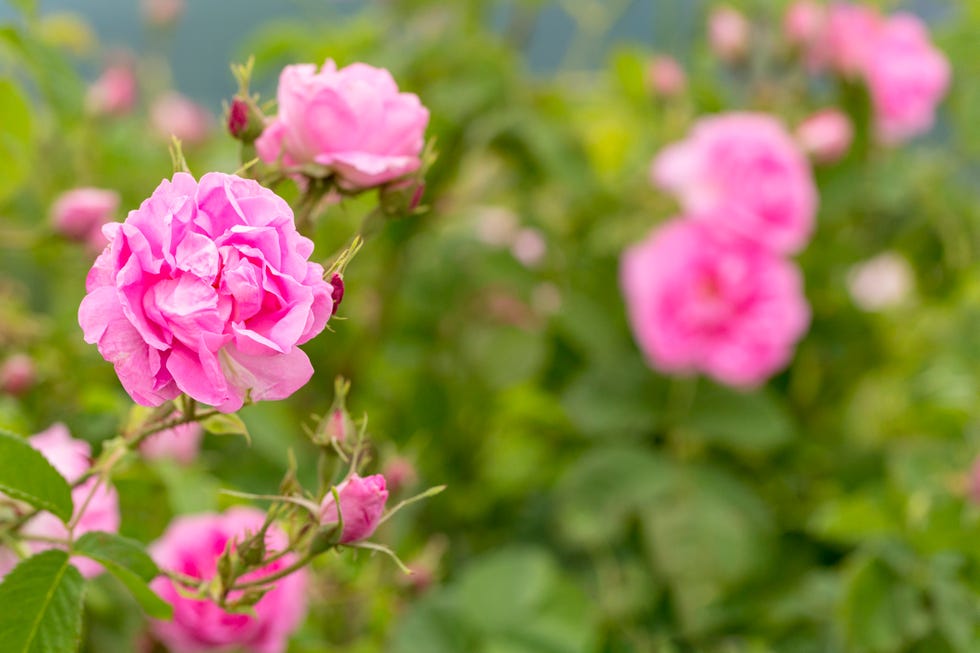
[149,508,308,653]
[78,172,335,412]
[864,13,950,144]
[620,219,810,388]
[0,424,121,580]
[255,60,429,190]
[652,113,817,254]
[319,473,389,544]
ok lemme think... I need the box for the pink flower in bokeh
[0,353,36,395]
[796,109,854,163]
[51,187,120,251]
[256,60,429,190]
[382,457,418,495]
[847,251,914,312]
[142,0,184,26]
[140,421,203,465]
[784,0,826,49]
[864,13,950,144]
[620,219,810,388]
[87,63,137,116]
[149,508,308,653]
[818,3,882,76]
[652,113,817,254]
[0,424,120,580]
[708,6,749,62]
[510,228,547,268]
[320,473,388,544]
[151,92,212,146]
[647,55,686,98]
[78,172,335,412]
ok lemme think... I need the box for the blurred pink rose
[652,113,817,254]
[796,109,854,163]
[847,251,914,312]
[647,55,686,98]
[256,60,429,190]
[816,3,881,76]
[320,473,388,544]
[86,64,137,116]
[151,92,212,146]
[78,172,335,412]
[621,219,810,388]
[864,13,950,144]
[510,228,547,268]
[708,6,749,62]
[784,0,826,48]
[149,508,308,653]
[51,187,120,251]
[0,353,36,395]
[382,457,418,495]
[142,0,184,25]
[140,421,203,465]
[0,424,121,580]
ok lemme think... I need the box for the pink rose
[255,60,429,190]
[0,353,36,396]
[382,457,418,495]
[140,420,203,465]
[86,63,137,116]
[0,424,121,580]
[647,55,686,98]
[795,108,854,163]
[51,187,120,251]
[149,508,308,653]
[708,6,749,62]
[814,3,882,76]
[652,113,817,254]
[143,0,184,25]
[620,219,810,388]
[864,13,950,144]
[319,473,388,544]
[151,92,212,146]
[78,172,335,412]
[846,251,914,312]
[784,0,826,49]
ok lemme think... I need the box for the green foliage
[0,550,85,653]
[0,429,73,523]
[0,79,33,203]
[73,532,172,620]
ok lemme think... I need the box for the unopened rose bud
[329,273,344,316]
[227,95,265,143]
[237,531,267,567]
[383,457,417,495]
[796,109,853,164]
[51,188,120,251]
[319,474,388,544]
[142,0,184,26]
[151,92,211,146]
[708,6,750,62]
[380,177,426,217]
[647,55,686,98]
[0,354,35,396]
[784,0,826,48]
[86,63,137,116]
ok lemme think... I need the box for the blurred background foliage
[2,0,980,651]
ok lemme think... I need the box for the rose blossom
[86,63,137,116]
[151,92,212,146]
[78,172,335,413]
[0,353,36,395]
[51,187,120,250]
[647,55,686,98]
[142,0,184,26]
[319,474,388,544]
[864,13,950,144]
[149,508,308,653]
[255,60,429,190]
[0,424,120,580]
[620,219,810,388]
[140,420,203,465]
[708,6,749,62]
[795,109,854,163]
[846,251,914,312]
[652,113,817,254]
[815,3,882,76]
[784,0,826,48]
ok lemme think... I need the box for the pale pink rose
[86,64,137,116]
[620,219,810,388]
[814,3,882,76]
[510,228,547,268]
[708,6,749,62]
[142,0,184,25]
[151,92,212,146]
[796,109,854,163]
[652,113,817,254]
[149,508,308,653]
[78,172,335,412]
[140,421,203,465]
[320,474,388,544]
[847,251,914,312]
[475,206,519,247]
[256,60,429,190]
[784,0,826,48]
[647,55,686,98]
[864,13,950,144]
[0,353,36,395]
[51,187,120,250]
[382,457,417,495]
[0,424,121,579]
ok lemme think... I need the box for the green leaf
[0,78,33,203]
[682,382,795,455]
[73,532,172,620]
[0,429,73,523]
[0,550,85,653]
[839,557,930,653]
[201,413,250,441]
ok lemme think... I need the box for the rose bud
[50,187,120,250]
[86,63,137,116]
[151,92,212,146]
[708,6,750,62]
[0,353,36,396]
[784,0,826,49]
[647,55,686,98]
[795,109,854,164]
[382,457,418,495]
[319,474,389,544]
